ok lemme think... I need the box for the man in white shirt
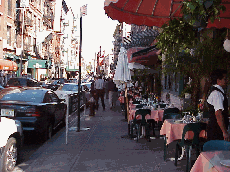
[207,69,229,141]
[94,75,105,110]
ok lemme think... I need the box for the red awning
[130,50,160,66]
[127,47,146,63]
[0,60,18,71]
[104,0,230,29]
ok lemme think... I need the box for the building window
[7,25,11,45]
[8,0,12,16]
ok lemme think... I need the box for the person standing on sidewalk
[105,78,109,99]
[94,75,105,110]
[112,84,118,108]
[206,69,230,141]
[108,77,116,109]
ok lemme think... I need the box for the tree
[156,0,229,110]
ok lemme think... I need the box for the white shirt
[94,79,105,90]
[207,84,225,112]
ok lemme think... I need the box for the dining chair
[202,111,210,118]
[132,100,141,105]
[131,109,152,142]
[161,107,180,130]
[163,108,180,116]
[136,104,144,109]
[163,113,182,161]
[175,122,207,172]
[159,103,167,109]
[203,140,230,151]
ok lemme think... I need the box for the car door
[50,92,66,124]
[44,91,60,127]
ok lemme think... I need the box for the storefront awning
[0,60,18,71]
[28,60,47,69]
[130,46,161,66]
[127,47,146,63]
[66,67,78,72]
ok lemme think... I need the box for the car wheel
[1,137,17,172]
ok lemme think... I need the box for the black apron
[207,86,229,141]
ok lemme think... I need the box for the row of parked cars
[0,77,92,171]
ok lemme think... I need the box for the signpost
[77,4,88,132]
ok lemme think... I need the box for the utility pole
[77,15,82,132]
[77,4,87,132]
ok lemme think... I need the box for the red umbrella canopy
[104,0,183,27]
[104,0,230,28]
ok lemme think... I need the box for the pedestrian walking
[206,69,229,141]
[108,77,116,109]
[105,78,109,99]
[94,75,105,110]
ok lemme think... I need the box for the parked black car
[5,77,40,87]
[0,87,67,141]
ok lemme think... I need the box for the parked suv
[0,117,23,172]
[5,77,40,87]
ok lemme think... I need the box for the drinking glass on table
[182,112,190,123]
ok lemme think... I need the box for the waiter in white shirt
[206,69,229,141]
[94,75,105,110]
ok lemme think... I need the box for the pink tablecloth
[128,109,164,122]
[160,119,207,145]
[191,151,230,172]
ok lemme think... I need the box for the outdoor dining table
[160,119,207,145]
[160,118,208,161]
[190,150,230,172]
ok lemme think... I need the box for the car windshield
[61,84,78,91]
[1,90,46,103]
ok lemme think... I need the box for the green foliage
[179,84,193,98]
[156,0,228,110]
[181,0,226,27]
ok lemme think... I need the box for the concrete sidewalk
[15,99,188,172]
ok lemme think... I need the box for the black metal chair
[132,100,141,105]
[136,104,144,109]
[163,108,180,117]
[131,109,152,142]
[159,103,167,109]
[175,122,207,172]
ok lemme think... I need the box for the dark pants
[95,89,105,110]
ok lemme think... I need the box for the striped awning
[124,27,159,48]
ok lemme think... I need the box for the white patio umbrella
[113,47,131,123]
[113,47,131,86]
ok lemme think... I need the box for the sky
[65,0,119,64]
